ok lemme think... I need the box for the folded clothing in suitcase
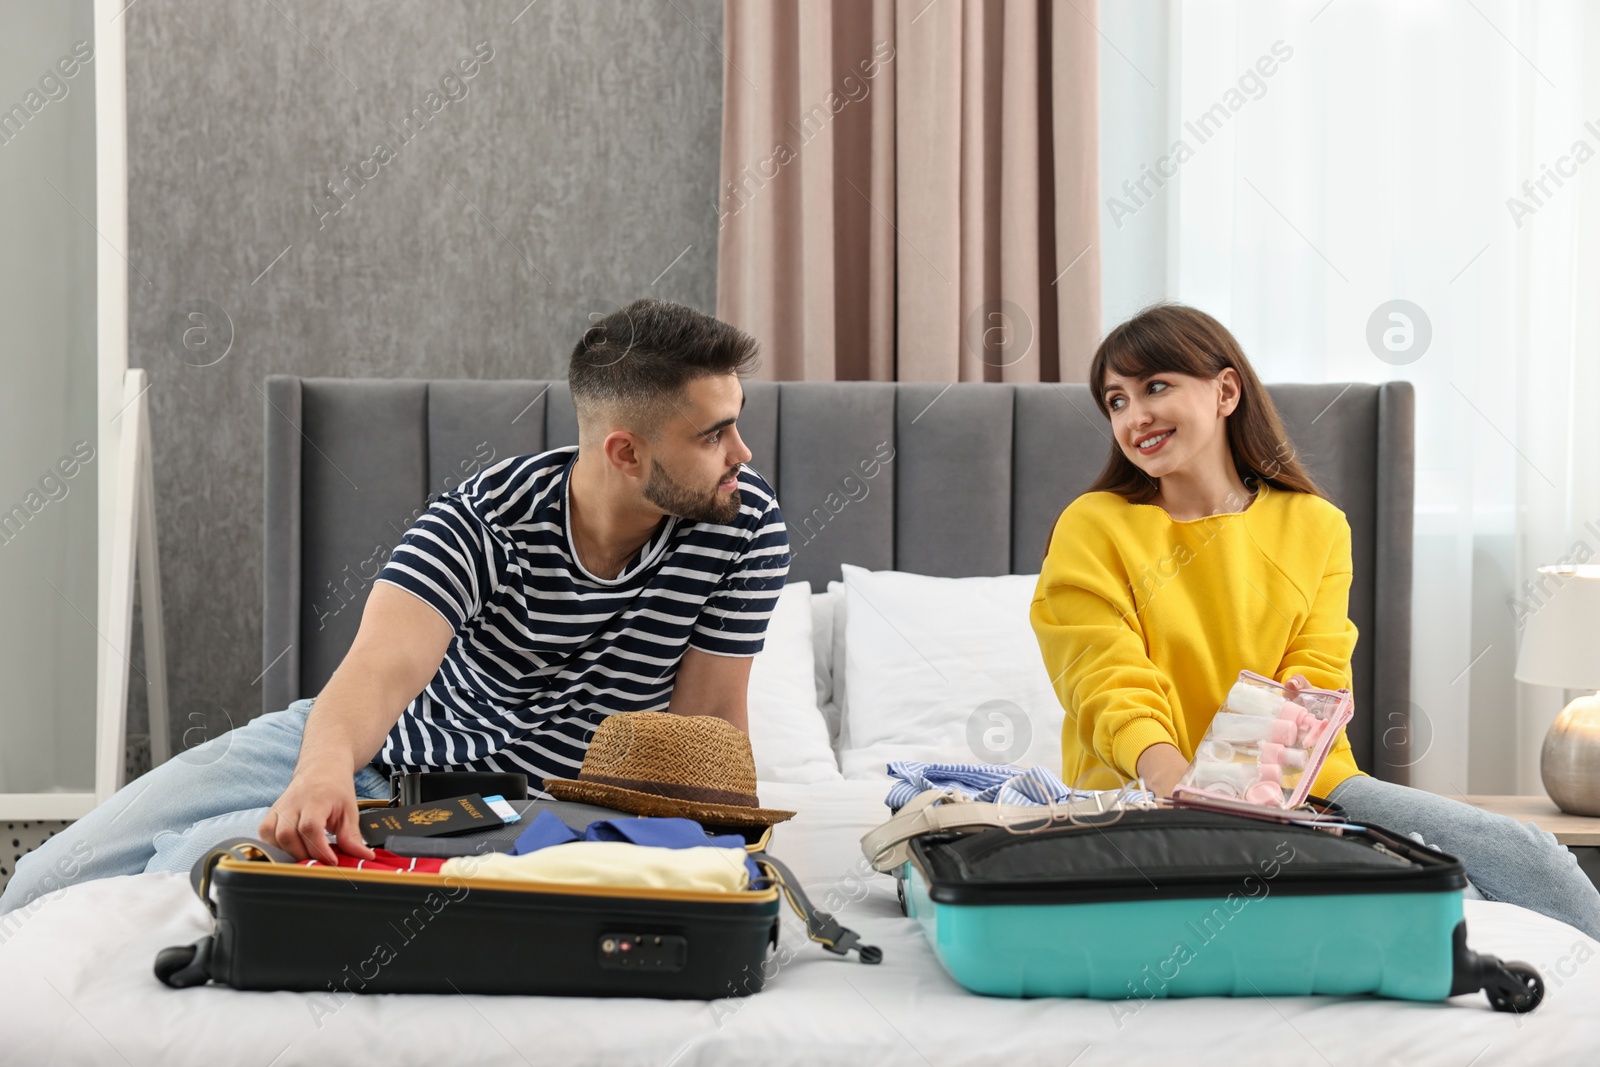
[156,836,878,999]
[897,806,1542,1012]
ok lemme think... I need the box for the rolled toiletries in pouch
[1170,669,1353,811]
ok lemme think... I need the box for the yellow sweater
[1030,485,1364,798]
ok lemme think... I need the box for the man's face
[641,374,752,524]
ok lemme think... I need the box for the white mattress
[2,780,1598,1066]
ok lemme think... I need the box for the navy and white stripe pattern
[883,761,1154,811]
[372,446,790,793]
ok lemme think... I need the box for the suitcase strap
[860,788,1157,873]
[190,836,295,917]
[752,853,881,964]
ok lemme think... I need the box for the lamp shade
[1515,565,1600,690]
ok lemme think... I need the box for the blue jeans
[1329,774,1600,940]
[0,700,392,916]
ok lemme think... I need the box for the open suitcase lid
[909,808,1467,906]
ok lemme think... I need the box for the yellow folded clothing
[439,842,751,893]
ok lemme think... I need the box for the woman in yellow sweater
[1031,303,1600,939]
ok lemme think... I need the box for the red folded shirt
[297,848,446,875]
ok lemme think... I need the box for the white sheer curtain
[1099,0,1600,795]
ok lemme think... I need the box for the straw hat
[543,712,795,829]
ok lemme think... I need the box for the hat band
[579,773,759,808]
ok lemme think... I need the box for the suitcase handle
[753,853,882,964]
[188,836,296,917]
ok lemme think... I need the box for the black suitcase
[155,824,878,999]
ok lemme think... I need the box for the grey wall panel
[545,382,580,448]
[779,384,898,588]
[125,0,726,738]
[1268,383,1381,777]
[261,376,303,714]
[267,378,1415,783]
[1371,382,1415,785]
[1306,381,1379,775]
[895,383,1014,577]
[297,380,430,699]
[737,381,780,496]
[427,380,552,494]
[1012,383,1115,572]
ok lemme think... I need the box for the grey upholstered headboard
[262,378,1416,784]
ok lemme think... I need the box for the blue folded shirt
[884,760,1151,812]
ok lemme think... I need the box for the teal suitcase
[901,808,1542,1012]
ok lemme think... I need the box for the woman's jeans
[1329,774,1600,941]
[0,700,392,916]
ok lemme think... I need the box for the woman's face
[1100,368,1239,480]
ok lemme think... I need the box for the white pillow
[746,581,843,783]
[828,580,850,750]
[809,583,850,748]
[838,564,1065,779]
[809,586,835,717]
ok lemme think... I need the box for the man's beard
[642,459,741,524]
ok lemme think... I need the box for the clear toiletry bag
[1170,669,1353,810]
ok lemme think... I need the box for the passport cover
[359,793,507,846]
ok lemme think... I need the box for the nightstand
[1462,794,1600,888]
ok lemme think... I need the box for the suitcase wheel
[1449,921,1544,1014]
[154,937,214,989]
[1482,960,1544,1015]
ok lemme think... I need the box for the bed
[7,378,1596,1063]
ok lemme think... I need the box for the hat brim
[543,778,795,829]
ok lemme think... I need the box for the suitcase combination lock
[599,932,687,971]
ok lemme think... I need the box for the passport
[359,793,511,847]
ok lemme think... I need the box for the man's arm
[259,582,454,862]
[666,647,752,733]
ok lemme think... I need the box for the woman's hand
[1283,674,1311,693]
[1135,743,1191,798]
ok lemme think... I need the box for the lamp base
[1541,693,1600,817]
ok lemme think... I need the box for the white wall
[0,0,100,793]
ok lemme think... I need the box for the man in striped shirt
[260,300,791,862]
[0,300,789,908]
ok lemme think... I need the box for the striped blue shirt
[371,446,790,793]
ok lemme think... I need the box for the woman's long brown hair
[1083,303,1325,505]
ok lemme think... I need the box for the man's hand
[260,764,373,864]
[1135,742,1191,798]
[260,582,454,864]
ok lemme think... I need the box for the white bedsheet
[2,780,1597,1066]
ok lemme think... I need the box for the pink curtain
[716,0,1100,383]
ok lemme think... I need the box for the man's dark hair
[568,299,759,442]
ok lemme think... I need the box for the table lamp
[1514,564,1600,815]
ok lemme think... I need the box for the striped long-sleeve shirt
[371,446,790,792]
